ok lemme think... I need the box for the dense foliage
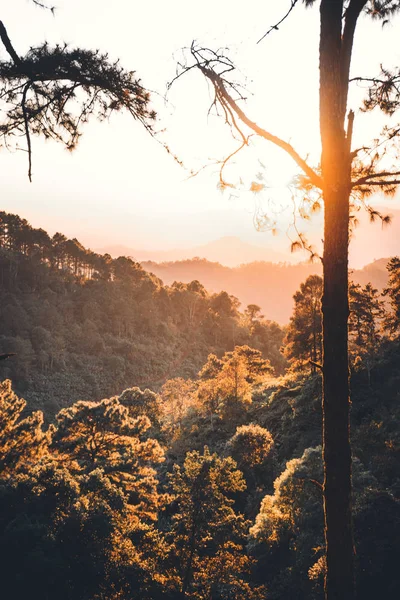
[0,211,286,417]
[0,212,399,599]
[143,255,389,325]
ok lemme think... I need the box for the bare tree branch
[257,1,300,44]
[186,46,322,188]
[219,137,250,189]
[203,66,322,187]
[32,0,56,13]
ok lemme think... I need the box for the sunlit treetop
[0,379,49,474]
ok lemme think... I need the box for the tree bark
[322,186,354,600]
[319,1,355,599]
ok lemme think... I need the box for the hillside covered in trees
[142,257,389,324]
[4,1,400,599]
[1,211,400,599]
[0,212,285,417]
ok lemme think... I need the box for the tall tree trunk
[322,187,354,600]
[319,1,356,598]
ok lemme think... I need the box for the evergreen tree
[160,378,196,440]
[167,447,264,599]
[198,353,224,380]
[197,348,252,424]
[0,379,48,474]
[228,424,274,473]
[227,424,275,492]
[250,446,398,600]
[348,282,385,378]
[119,386,162,427]
[284,275,323,372]
[383,256,400,334]
[0,461,161,600]
[245,304,264,324]
[231,345,273,383]
[52,397,164,520]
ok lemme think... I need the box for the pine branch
[0,21,21,66]
[358,179,400,186]
[351,170,400,186]
[0,38,157,179]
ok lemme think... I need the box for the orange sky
[1,1,400,265]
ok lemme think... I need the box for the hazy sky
[1,0,400,263]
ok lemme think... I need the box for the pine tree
[383,257,400,334]
[227,424,275,491]
[0,379,48,475]
[245,304,264,324]
[348,282,385,380]
[168,447,264,599]
[52,397,164,520]
[119,386,162,427]
[159,378,196,439]
[284,275,323,372]
[175,4,400,596]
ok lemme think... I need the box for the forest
[141,256,389,324]
[0,211,399,599]
[0,211,286,416]
[2,1,400,599]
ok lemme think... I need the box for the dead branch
[190,51,322,189]
[257,1,300,44]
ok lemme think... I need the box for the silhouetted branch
[352,170,400,186]
[32,0,56,12]
[257,1,300,44]
[340,1,369,117]
[0,27,158,179]
[0,21,21,65]
[359,179,400,186]
[184,44,322,189]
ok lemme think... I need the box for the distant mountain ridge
[95,206,400,269]
[97,236,292,267]
[141,257,390,325]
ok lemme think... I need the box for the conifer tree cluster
[0,211,286,415]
